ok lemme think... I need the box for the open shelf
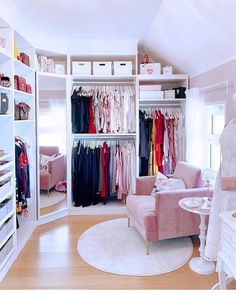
[0,49,12,61]
[14,89,33,98]
[14,59,34,75]
[138,74,188,83]
[0,86,12,93]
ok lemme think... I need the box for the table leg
[189,214,216,275]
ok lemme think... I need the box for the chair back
[173,161,201,189]
[39,146,59,157]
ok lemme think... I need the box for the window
[206,104,225,171]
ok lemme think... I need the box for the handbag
[220,150,236,191]
[0,93,9,114]
[15,102,31,120]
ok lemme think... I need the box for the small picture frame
[163,66,173,75]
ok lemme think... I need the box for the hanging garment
[72,141,136,207]
[15,137,31,215]
[204,119,236,261]
[71,85,136,134]
[88,96,96,134]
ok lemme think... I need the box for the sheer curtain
[39,97,66,153]
[185,88,207,169]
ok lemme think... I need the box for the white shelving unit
[0,16,15,279]
[137,73,188,177]
[0,15,37,281]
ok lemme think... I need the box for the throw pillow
[151,177,186,197]
[39,154,51,171]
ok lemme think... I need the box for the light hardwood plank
[0,215,235,290]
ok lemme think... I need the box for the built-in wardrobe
[0,14,189,281]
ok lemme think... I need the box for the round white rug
[77,218,193,276]
[40,192,66,208]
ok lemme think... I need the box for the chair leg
[128,217,130,227]
[146,241,151,255]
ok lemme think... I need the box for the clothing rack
[72,81,135,85]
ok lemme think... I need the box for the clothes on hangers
[139,107,185,176]
[71,85,136,134]
[15,136,31,217]
[72,140,136,207]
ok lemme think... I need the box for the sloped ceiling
[139,0,236,76]
[4,0,162,39]
[1,0,236,76]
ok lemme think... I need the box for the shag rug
[77,218,193,276]
[40,191,66,208]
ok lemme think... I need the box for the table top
[179,197,211,215]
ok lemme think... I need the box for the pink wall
[190,58,236,124]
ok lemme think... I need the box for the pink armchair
[40,146,66,196]
[126,161,213,254]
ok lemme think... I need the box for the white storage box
[0,181,11,196]
[164,90,175,99]
[140,90,164,100]
[93,62,112,76]
[114,61,132,76]
[72,61,91,76]
[140,63,161,75]
[139,85,161,91]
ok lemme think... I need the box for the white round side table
[179,197,216,275]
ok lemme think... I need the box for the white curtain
[185,88,207,169]
[39,98,66,153]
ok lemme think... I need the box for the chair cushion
[126,195,157,233]
[150,178,186,197]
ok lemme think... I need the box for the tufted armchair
[126,161,213,254]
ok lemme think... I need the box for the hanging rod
[199,80,229,94]
[72,81,135,85]
[139,103,182,107]
[72,133,136,139]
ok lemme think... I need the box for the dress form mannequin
[204,94,236,261]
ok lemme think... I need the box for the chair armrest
[155,187,213,215]
[136,175,156,195]
[154,187,213,239]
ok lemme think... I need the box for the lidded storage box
[93,62,112,76]
[140,63,161,75]
[114,61,132,76]
[72,62,91,76]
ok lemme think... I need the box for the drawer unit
[0,217,14,241]
[0,201,8,220]
[114,61,132,76]
[0,236,13,266]
[0,197,13,220]
[72,61,91,76]
[221,238,236,267]
[0,180,11,197]
[221,221,236,250]
[93,61,112,76]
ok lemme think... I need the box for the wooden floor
[0,215,235,290]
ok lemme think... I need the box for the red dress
[88,97,96,134]
[155,110,165,173]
